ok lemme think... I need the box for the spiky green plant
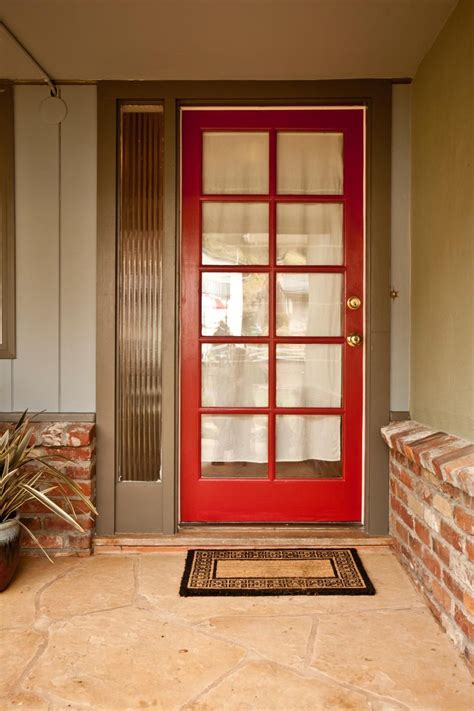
[0,410,97,561]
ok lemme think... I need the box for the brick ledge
[0,421,95,447]
[381,421,474,497]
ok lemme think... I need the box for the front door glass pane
[277,203,343,265]
[203,132,269,194]
[276,344,342,407]
[276,415,342,479]
[277,132,343,195]
[201,415,268,478]
[202,202,269,265]
[276,273,343,336]
[202,272,269,336]
[202,343,268,407]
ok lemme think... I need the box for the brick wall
[0,421,96,556]
[382,421,473,670]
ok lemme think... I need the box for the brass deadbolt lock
[346,333,363,347]
[347,295,362,310]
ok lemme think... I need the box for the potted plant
[0,411,97,591]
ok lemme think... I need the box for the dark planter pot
[0,513,21,592]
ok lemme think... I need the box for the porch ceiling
[0,0,458,82]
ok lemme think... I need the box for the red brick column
[0,421,96,556]
[382,421,473,670]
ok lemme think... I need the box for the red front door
[181,108,364,522]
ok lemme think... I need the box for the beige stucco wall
[411,0,474,440]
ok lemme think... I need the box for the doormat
[179,548,375,596]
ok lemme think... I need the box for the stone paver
[0,547,472,710]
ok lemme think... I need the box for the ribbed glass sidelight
[117,106,163,481]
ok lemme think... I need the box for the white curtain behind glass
[276,273,343,337]
[203,132,269,194]
[277,203,343,265]
[277,132,343,195]
[277,415,341,462]
[276,344,342,408]
[202,202,269,265]
[202,344,268,408]
[202,416,268,464]
[201,130,343,466]
[201,414,341,465]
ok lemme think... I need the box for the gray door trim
[0,81,16,359]
[96,81,391,536]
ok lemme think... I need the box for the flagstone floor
[1,547,472,710]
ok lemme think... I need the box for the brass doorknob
[346,333,362,347]
[347,295,362,310]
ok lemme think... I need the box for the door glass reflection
[202,202,269,265]
[202,343,268,407]
[202,272,269,336]
[276,273,343,337]
[201,415,268,478]
[276,344,342,407]
[277,203,343,265]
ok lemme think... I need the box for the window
[116,104,164,482]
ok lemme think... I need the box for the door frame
[180,107,365,523]
[96,81,391,536]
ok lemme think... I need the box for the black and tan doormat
[179,548,375,597]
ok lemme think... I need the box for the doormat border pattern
[179,548,376,597]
